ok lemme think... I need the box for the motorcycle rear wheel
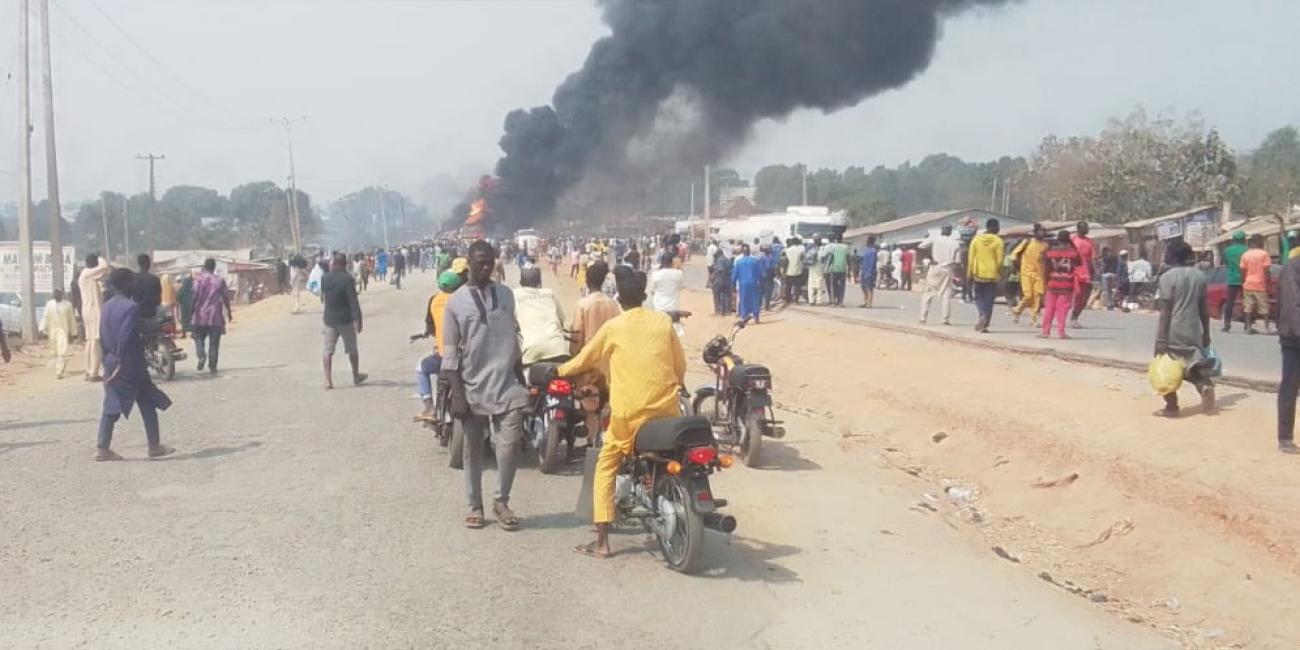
[654,474,705,574]
[740,411,763,467]
[159,340,177,381]
[537,417,564,475]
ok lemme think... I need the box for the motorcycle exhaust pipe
[703,512,737,534]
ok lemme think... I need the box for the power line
[48,0,241,129]
[82,0,253,126]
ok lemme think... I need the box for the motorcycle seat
[635,416,713,452]
[526,360,568,387]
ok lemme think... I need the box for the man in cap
[413,270,465,422]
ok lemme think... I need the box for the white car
[0,291,49,339]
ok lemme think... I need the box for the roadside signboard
[0,242,76,293]
[1154,220,1183,241]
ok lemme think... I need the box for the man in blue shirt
[859,237,880,308]
[733,244,763,323]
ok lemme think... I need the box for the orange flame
[465,198,487,226]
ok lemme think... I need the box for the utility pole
[136,153,164,253]
[689,182,696,218]
[99,194,110,256]
[38,0,63,292]
[377,187,390,249]
[275,117,305,254]
[801,163,808,206]
[990,178,999,214]
[122,195,130,262]
[16,0,37,343]
[703,165,711,240]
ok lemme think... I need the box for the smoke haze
[491,0,1019,230]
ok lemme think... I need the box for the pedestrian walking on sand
[321,252,367,389]
[39,289,76,379]
[967,218,1005,333]
[1154,240,1215,418]
[1275,251,1300,454]
[918,227,959,324]
[1041,230,1080,339]
[78,254,112,381]
[1011,224,1048,327]
[95,268,174,462]
[1069,222,1096,329]
[442,240,528,531]
[859,237,879,308]
[191,258,233,375]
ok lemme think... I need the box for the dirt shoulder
[671,279,1297,650]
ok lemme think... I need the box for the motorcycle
[610,414,737,574]
[692,318,784,466]
[144,315,186,381]
[524,361,586,474]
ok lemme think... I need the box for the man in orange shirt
[1240,235,1273,335]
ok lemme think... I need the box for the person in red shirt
[1070,222,1095,328]
[900,248,915,291]
[1041,231,1080,339]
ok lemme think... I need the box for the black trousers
[1280,342,1300,443]
[1223,284,1242,329]
[193,325,222,371]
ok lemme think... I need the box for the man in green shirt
[1222,230,1247,333]
[825,233,850,307]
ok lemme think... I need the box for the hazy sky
[0,0,1297,211]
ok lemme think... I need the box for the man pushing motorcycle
[558,266,687,559]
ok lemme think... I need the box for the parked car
[0,291,49,338]
[1203,265,1280,322]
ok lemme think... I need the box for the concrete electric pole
[38,0,63,292]
[275,117,305,254]
[16,0,38,343]
[136,153,165,254]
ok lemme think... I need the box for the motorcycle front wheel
[654,474,705,574]
[448,421,464,469]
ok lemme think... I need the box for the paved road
[684,263,1281,384]
[0,270,1173,649]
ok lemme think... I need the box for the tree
[228,181,316,257]
[1240,126,1300,216]
[754,165,802,211]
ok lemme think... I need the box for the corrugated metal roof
[843,209,973,239]
[1122,205,1216,229]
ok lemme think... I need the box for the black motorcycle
[693,319,784,466]
[143,315,185,382]
[610,415,736,574]
[524,361,586,474]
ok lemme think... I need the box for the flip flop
[464,512,485,529]
[493,502,521,532]
[574,542,612,559]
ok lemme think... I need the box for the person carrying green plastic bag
[1152,240,1216,417]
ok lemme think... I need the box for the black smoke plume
[491,0,1018,231]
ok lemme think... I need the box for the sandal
[493,501,520,532]
[574,541,612,559]
[464,510,485,529]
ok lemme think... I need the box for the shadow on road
[0,440,57,455]
[752,440,822,472]
[151,440,263,461]
[0,418,94,432]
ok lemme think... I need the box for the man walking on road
[442,240,528,531]
[1154,240,1215,418]
[967,218,1005,333]
[78,254,111,381]
[560,267,686,559]
[321,253,367,389]
[1011,224,1048,327]
[39,289,76,379]
[783,238,805,305]
[918,226,960,324]
[824,234,850,306]
[733,244,763,323]
[1275,250,1300,454]
[859,237,880,308]
[900,247,914,292]
[1241,235,1272,335]
[1070,222,1096,329]
[95,268,174,462]
[191,259,232,376]
[1221,231,1247,332]
[1041,231,1081,339]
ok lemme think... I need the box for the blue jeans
[973,281,998,326]
[416,353,441,400]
